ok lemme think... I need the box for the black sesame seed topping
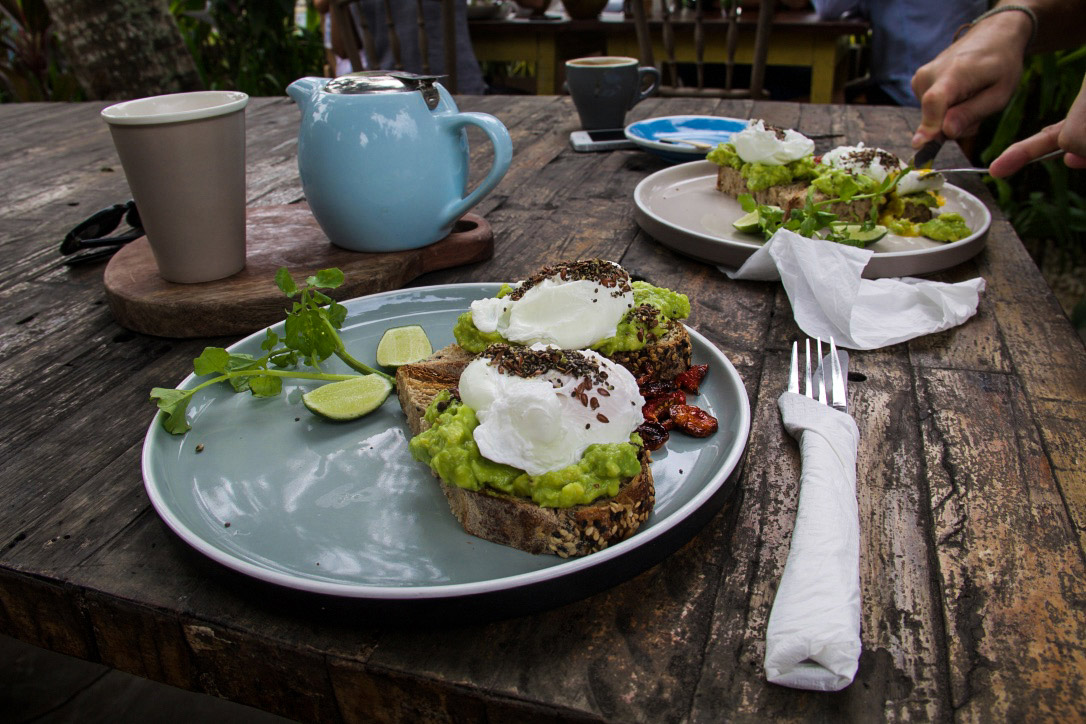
[481,344,609,387]
[837,146,901,170]
[507,259,632,301]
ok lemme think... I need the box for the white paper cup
[102,91,249,284]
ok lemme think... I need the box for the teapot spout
[287,77,324,109]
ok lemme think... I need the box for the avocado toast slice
[397,347,655,558]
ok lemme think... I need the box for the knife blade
[910,138,943,169]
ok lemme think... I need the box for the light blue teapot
[287,72,512,253]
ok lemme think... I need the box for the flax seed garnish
[507,259,632,301]
[481,344,608,386]
[590,397,599,410]
[841,146,901,171]
[597,413,609,423]
[760,121,789,141]
[597,387,610,396]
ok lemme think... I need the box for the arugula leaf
[150,387,194,434]
[275,267,299,297]
[193,347,232,376]
[309,268,344,289]
[248,375,282,397]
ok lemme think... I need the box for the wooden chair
[330,0,460,93]
[631,0,776,98]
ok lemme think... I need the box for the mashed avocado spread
[919,213,971,242]
[810,167,880,199]
[408,391,643,508]
[453,281,690,355]
[707,142,817,191]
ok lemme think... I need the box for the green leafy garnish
[150,267,394,434]
[738,165,908,245]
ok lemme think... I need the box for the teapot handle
[436,112,512,227]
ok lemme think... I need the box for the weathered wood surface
[1,96,1084,723]
[103,206,493,337]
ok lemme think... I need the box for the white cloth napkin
[724,230,986,350]
[765,392,861,691]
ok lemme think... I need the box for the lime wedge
[376,325,432,367]
[833,223,888,246]
[302,375,392,421]
[733,210,762,234]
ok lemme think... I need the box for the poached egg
[469,259,634,350]
[731,119,815,166]
[458,345,645,476]
[821,143,945,195]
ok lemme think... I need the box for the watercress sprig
[739,164,910,244]
[150,267,394,434]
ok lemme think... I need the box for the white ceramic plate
[142,284,751,604]
[633,161,993,278]
[625,115,748,164]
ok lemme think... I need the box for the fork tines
[789,337,844,410]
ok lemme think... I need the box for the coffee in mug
[565,56,660,130]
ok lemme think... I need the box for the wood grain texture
[103,206,493,337]
[1,97,1084,723]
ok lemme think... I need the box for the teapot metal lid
[324,71,445,110]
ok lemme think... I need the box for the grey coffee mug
[565,56,661,130]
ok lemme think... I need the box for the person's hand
[911,11,1034,147]
[989,74,1086,177]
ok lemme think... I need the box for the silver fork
[935,149,1065,174]
[789,336,847,413]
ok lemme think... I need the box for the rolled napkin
[765,392,861,691]
[724,230,986,350]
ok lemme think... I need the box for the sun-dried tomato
[675,364,709,394]
[636,421,670,451]
[639,379,677,399]
[642,391,686,422]
[668,405,718,437]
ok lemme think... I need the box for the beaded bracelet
[954,4,1038,47]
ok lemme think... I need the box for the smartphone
[569,129,636,152]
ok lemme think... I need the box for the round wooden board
[104,204,493,338]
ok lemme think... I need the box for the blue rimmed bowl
[625,115,749,163]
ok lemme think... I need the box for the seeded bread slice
[715,165,873,222]
[438,452,654,558]
[608,319,692,381]
[395,344,476,433]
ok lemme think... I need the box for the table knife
[909,138,943,169]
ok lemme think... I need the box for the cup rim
[566,56,638,68]
[101,90,249,126]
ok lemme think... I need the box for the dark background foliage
[170,0,325,96]
[978,47,1086,330]
[0,0,82,101]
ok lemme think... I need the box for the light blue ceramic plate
[625,115,749,164]
[142,284,750,602]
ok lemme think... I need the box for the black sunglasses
[60,200,145,264]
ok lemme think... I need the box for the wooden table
[469,10,868,102]
[2,96,1084,721]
